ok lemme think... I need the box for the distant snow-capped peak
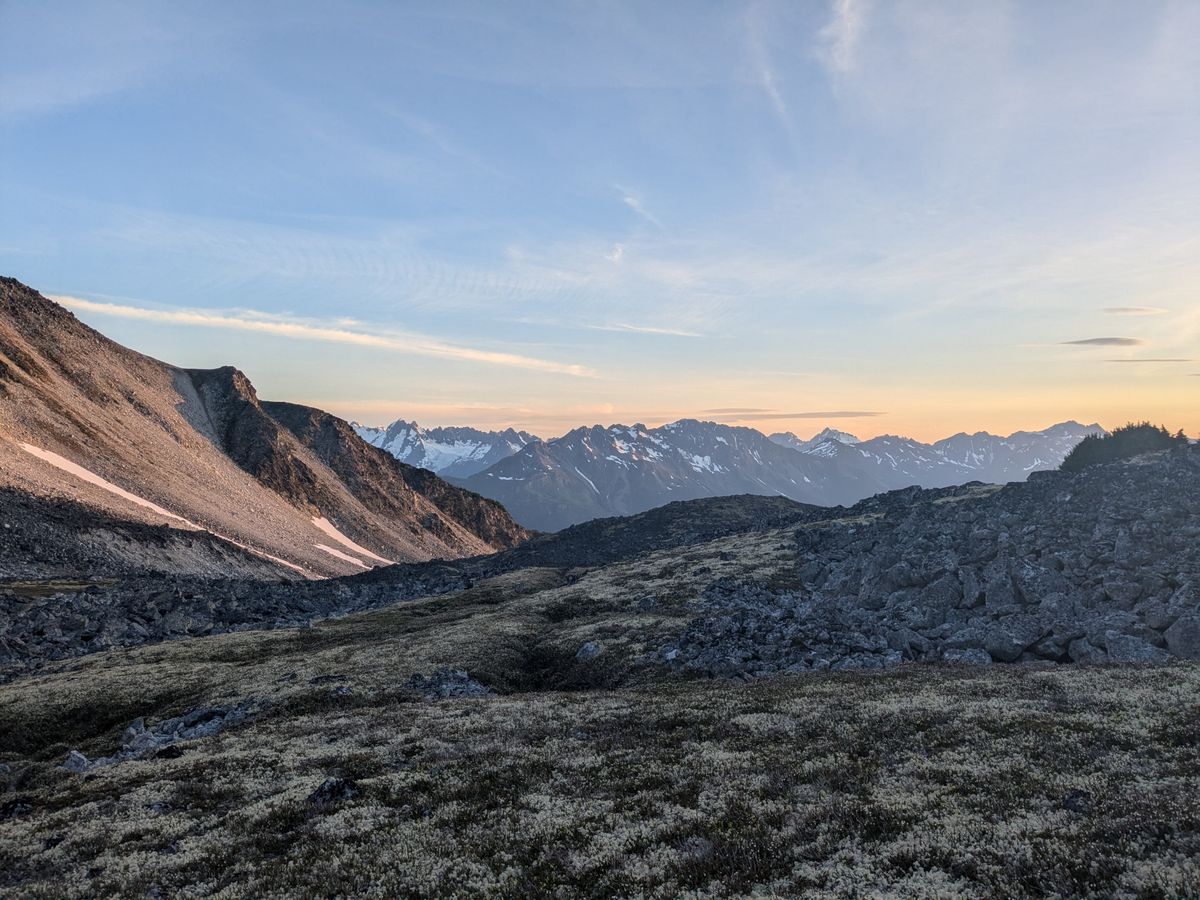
[352,418,539,478]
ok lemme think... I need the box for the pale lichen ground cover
[1,529,1198,897]
[2,663,1198,898]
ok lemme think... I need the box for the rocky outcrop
[406,668,491,700]
[265,400,528,550]
[665,446,1200,675]
[61,702,254,772]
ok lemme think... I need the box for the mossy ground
[1,528,1198,897]
[2,665,1198,898]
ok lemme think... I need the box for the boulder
[575,641,602,662]
[407,668,490,700]
[1068,637,1109,664]
[1103,632,1171,664]
[1164,615,1200,660]
[1102,576,1143,610]
[984,618,1045,663]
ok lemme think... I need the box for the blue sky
[2,0,1197,439]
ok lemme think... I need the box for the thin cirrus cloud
[1106,358,1192,363]
[586,322,702,338]
[1101,307,1167,316]
[620,191,662,228]
[817,0,869,75]
[51,296,596,378]
[702,407,775,414]
[1060,337,1146,347]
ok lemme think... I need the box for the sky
[1,0,1197,441]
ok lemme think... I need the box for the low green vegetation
[1061,422,1186,473]
[1,663,1197,897]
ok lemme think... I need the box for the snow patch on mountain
[315,543,370,568]
[21,443,194,526]
[20,443,313,575]
[311,516,392,565]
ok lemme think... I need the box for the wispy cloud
[703,407,775,414]
[747,7,788,124]
[52,296,596,377]
[1060,337,1146,347]
[1106,358,1191,363]
[586,322,702,338]
[1102,306,1167,316]
[620,192,662,228]
[817,0,868,75]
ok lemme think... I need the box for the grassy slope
[1,525,1198,897]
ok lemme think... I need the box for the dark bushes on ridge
[1061,421,1185,473]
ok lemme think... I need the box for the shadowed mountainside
[0,277,527,578]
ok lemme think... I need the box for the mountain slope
[0,277,527,577]
[352,419,538,478]
[460,418,1105,531]
[264,401,526,551]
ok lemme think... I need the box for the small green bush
[1061,422,1185,473]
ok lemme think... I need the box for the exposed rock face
[0,277,528,577]
[666,446,1200,676]
[263,400,528,551]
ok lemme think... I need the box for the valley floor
[2,658,1198,898]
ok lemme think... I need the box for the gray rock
[984,574,1020,615]
[307,777,360,808]
[1103,632,1170,664]
[575,641,602,662]
[1103,576,1143,610]
[984,618,1045,663]
[61,750,90,773]
[407,668,490,700]
[1164,615,1200,660]
[1068,637,1109,664]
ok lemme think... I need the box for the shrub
[1061,422,1185,473]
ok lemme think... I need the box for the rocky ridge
[665,445,1200,675]
[5,448,1199,682]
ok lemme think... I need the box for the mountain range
[351,420,538,479]
[0,278,527,579]
[437,418,1104,531]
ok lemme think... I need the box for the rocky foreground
[1,448,1199,896]
[4,445,1199,680]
